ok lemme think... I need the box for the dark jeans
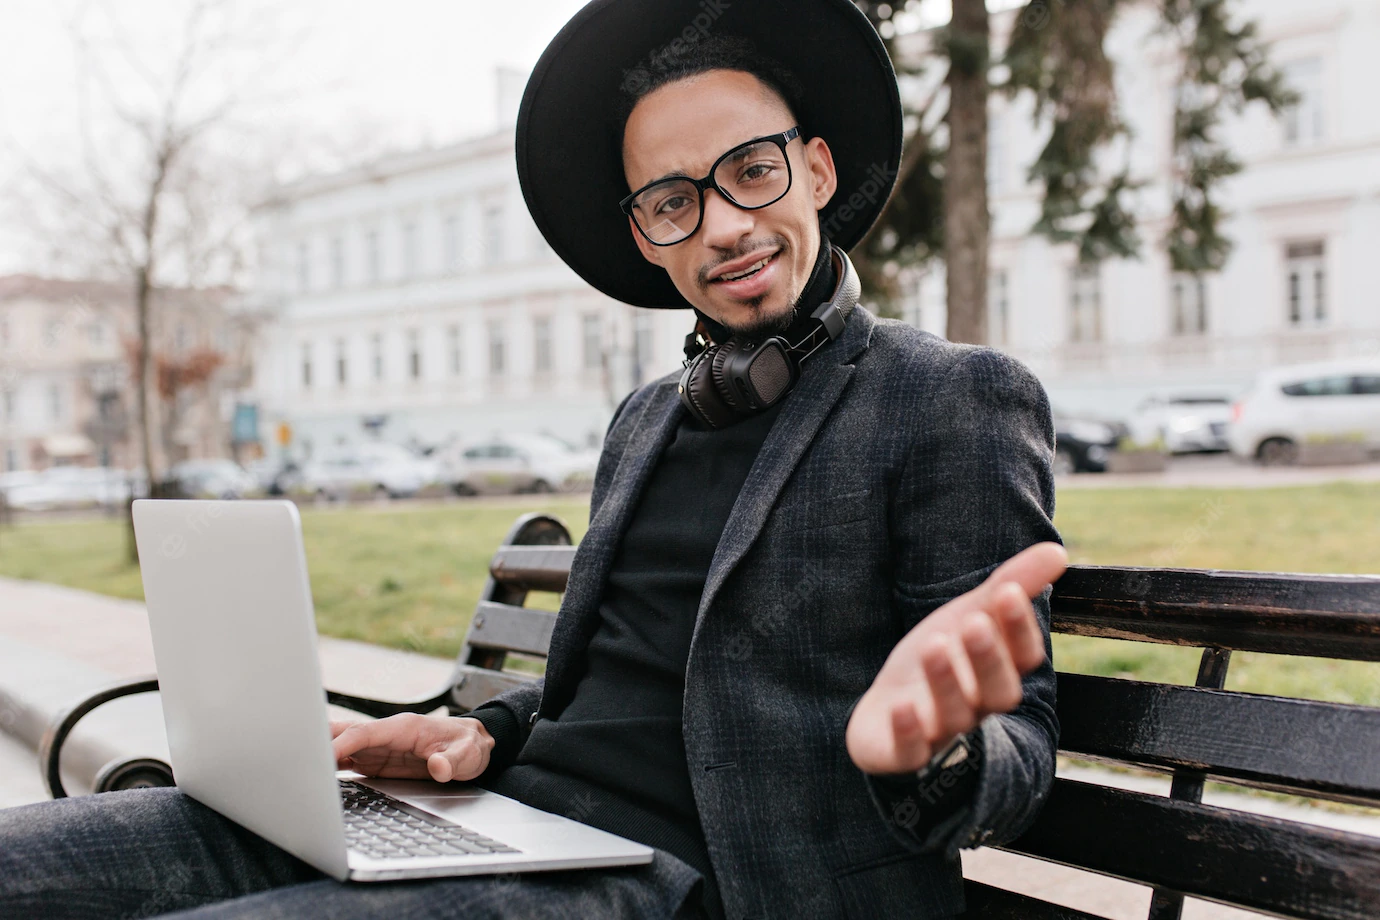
[0,788,707,919]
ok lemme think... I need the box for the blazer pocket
[832,852,965,919]
[768,489,873,535]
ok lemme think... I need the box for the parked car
[1229,360,1380,465]
[439,434,598,495]
[299,442,440,500]
[1053,416,1121,474]
[168,459,261,500]
[1,466,137,511]
[1127,394,1232,453]
[245,457,306,496]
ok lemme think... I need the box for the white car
[2,466,135,511]
[168,459,261,500]
[1228,360,1380,464]
[439,434,598,495]
[300,442,439,500]
[1128,394,1232,453]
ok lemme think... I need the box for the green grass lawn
[1,482,1377,704]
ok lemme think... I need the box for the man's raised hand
[846,542,1068,776]
[331,713,495,783]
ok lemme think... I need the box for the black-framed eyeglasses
[620,126,802,246]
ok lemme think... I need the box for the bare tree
[7,0,298,556]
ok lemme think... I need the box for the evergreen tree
[851,0,1296,343]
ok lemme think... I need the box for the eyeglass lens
[628,138,792,244]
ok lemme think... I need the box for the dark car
[1053,415,1122,474]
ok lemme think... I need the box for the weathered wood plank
[1056,673,1380,806]
[489,545,577,593]
[1050,566,1380,660]
[450,665,536,713]
[464,601,558,658]
[1003,779,1380,920]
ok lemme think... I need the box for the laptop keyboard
[339,780,522,860]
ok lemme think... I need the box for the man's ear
[629,216,664,267]
[803,137,838,211]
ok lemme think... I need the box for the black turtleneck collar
[692,227,837,347]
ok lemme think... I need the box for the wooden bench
[40,514,1380,919]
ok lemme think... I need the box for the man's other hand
[331,713,495,783]
[846,542,1068,775]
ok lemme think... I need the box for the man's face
[622,69,837,337]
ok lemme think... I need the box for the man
[0,1,1065,918]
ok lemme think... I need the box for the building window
[88,321,104,345]
[533,316,553,374]
[44,319,62,349]
[483,202,505,265]
[1068,264,1102,343]
[1170,273,1208,336]
[1283,58,1324,146]
[988,269,1009,346]
[2,389,13,421]
[408,329,422,380]
[335,338,348,386]
[582,313,603,371]
[301,343,313,389]
[488,321,506,375]
[448,325,462,375]
[0,317,8,348]
[444,213,463,274]
[49,383,62,421]
[371,333,384,381]
[1286,241,1326,326]
[296,241,311,292]
[402,220,419,279]
[4,445,16,471]
[365,230,381,284]
[330,236,345,288]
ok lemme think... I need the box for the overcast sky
[0,0,971,276]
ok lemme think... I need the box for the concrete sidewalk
[0,575,1375,918]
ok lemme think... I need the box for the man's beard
[720,293,801,342]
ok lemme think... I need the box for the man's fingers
[992,581,1047,673]
[963,610,1023,715]
[888,697,932,770]
[921,635,976,742]
[986,541,1068,601]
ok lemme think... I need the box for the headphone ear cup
[678,345,738,430]
[709,339,752,413]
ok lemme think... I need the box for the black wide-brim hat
[516,0,903,309]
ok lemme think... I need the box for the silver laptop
[131,498,653,882]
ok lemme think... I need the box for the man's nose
[698,187,754,250]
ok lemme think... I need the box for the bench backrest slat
[467,601,559,659]
[488,545,576,594]
[1058,673,1380,806]
[1010,779,1380,920]
[1052,566,1380,661]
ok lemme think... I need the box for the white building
[903,0,1380,420]
[250,75,694,460]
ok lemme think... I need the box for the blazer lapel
[694,306,875,624]
[542,378,684,698]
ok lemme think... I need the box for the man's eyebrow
[638,136,769,187]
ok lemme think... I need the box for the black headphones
[677,243,860,430]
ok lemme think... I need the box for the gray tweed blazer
[478,303,1061,919]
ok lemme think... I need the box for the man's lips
[709,251,781,301]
